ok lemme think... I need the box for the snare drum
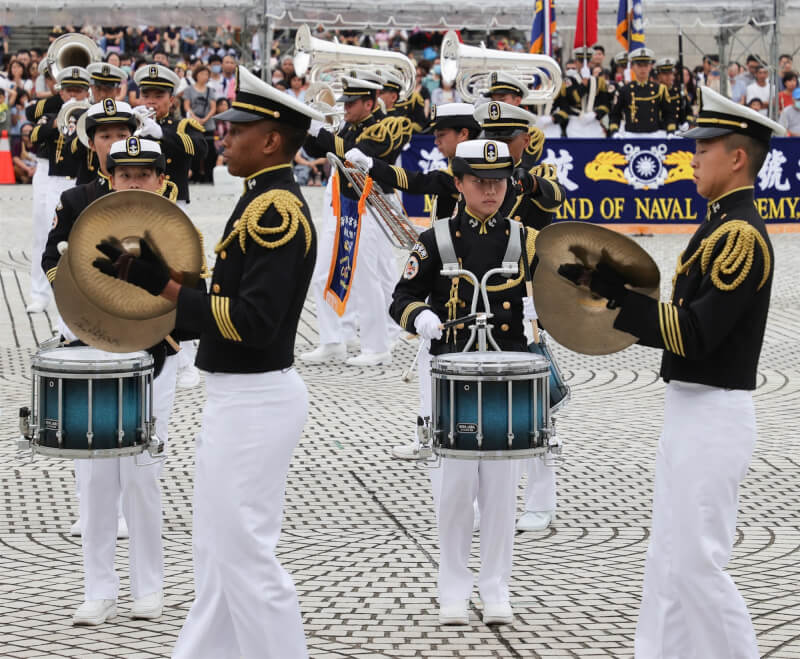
[528,331,571,414]
[26,346,155,459]
[430,351,552,459]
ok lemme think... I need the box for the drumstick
[402,339,425,383]
[520,225,540,344]
[165,335,181,352]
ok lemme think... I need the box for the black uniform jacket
[614,187,773,391]
[175,163,316,373]
[67,135,101,184]
[27,96,79,177]
[157,115,207,203]
[390,206,537,356]
[367,157,460,220]
[608,79,677,135]
[304,108,412,200]
[386,91,428,132]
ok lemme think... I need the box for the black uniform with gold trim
[367,157,459,219]
[614,187,771,390]
[387,92,428,133]
[500,160,563,231]
[175,164,316,373]
[26,97,79,177]
[390,206,537,355]
[608,79,677,135]
[552,79,582,134]
[158,115,207,203]
[68,134,101,184]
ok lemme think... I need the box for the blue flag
[530,0,556,55]
[630,0,645,49]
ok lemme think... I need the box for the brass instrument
[440,30,562,104]
[46,34,102,82]
[327,153,420,251]
[306,81,342,129]
[56,100,90,135]
[294,25,416,101]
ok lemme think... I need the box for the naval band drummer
[93,65,321,658]
[558,87,782,658]
[390,139,538,626]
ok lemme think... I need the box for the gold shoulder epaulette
[676,220,771,292]
[525,126,545,162]
[158,179,179,202]
[356,116,413,158]
[215,190,312,256]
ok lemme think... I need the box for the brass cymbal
[533,222,660,355]
[54,248,175,353]
[67,190,202,320]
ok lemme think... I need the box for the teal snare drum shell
[431,351,551,459]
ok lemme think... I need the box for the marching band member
[559,88,781,658]
[380,70,428,132]
[24,66,91,313]
[301,70,411,366]
[132,63,207,209]
[390,139,537,626]
[44,122,180,625]
[608,48,677,138]
[563,48,610,138]
[474,100,563,531]
[68,62,128,185]
[655,57,689,129]
[94,66,320,657]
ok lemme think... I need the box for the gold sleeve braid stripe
[391,166,409,189]
[400,301,428,330]
[658,302,685,357]
[674,220,771,292]
[215,190,313,256]
[179,133,195,156]
[334,136,345,158]
[46,267,57,283]
[211,295,242,341]
[31,126,40,143]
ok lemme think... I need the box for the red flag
[574,0,598,50]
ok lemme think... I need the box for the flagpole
[544,0,550,57]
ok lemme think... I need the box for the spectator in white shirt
[745,65,771,105]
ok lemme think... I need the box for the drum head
[431,351,550,376]
[33,345,153,374]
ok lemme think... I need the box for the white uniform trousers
[29,158,52,305]
[535,117,562,140]
[566,116,606,138]
[172,368,308,659]
[520,457,557,512]
[311,178,358,346]
[617,129,667,139]
[78,354,178,601]
[634,381,759,659]
[437,458,520,605]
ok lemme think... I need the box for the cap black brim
[680,125,732,140]
[214,108,265,123]
[480,128,527,139]
[337,93,366,103]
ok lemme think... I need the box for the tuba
[294,25,415,100]
[440,30,562,104]
[46,34,102,81]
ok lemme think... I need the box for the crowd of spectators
[1,21,799,184]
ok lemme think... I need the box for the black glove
[92,238,170,296]
[557,262,628,309]
[511,167,536,196]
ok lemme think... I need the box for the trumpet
[294,25,416,101]
[440,30,562,104]
[46,34,102,82]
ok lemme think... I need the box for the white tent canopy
[4,0,800,30]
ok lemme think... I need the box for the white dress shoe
[516,510,555,532]
[131,590,163,619]
[345,351,392,367]
[483,601,513,625]
[391,442,423,460]
[176,365,200,388]
[117,516,129,539]
[25,299,47,313]
[70,518,82,537]
[73,599,116,626]
[439,601,469,625]
[299,343,347,363]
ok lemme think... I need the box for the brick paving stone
[0,184,798,658]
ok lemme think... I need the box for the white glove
[345,148,373,171]
[308,119,325,137]
[62,98,77,108]
[612,131,625,139]
[57,241,68,256]
[523,296,537,320]
[135,116,163,139]
[581,111,596,123]
[132,105,152,119]
[414,309,443,341]
[537,115,553,127]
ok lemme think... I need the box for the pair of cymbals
[532,222,661,355]
[54,190,203,352]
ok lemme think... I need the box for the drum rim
[431,350,550,376]
[433,446,551,459]
[32,347,154,374]
[31,443,148,459]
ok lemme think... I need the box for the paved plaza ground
[0,182,798,658]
